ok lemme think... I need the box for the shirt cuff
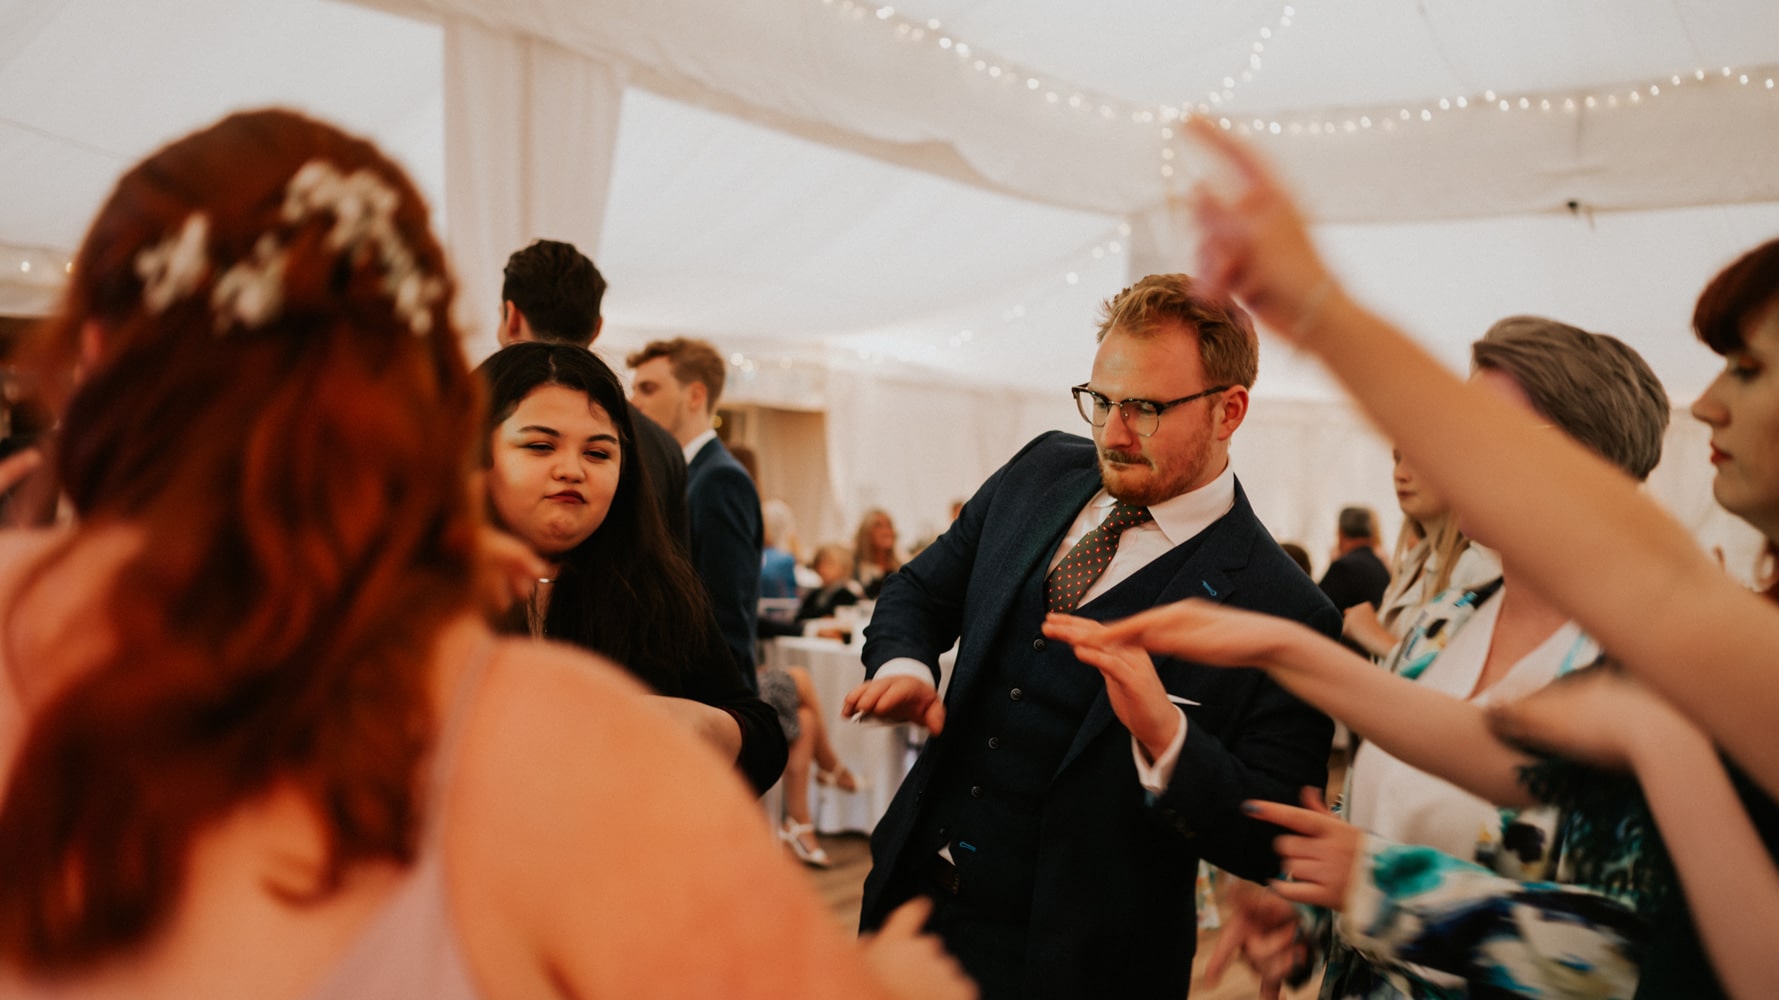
[873,657,939,686]
[1131,705,1189,795]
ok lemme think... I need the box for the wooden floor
[792,831,1319,998]
[789,751,1345,997]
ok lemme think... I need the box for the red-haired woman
[0,109,970,1000]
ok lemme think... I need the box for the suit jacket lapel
[1053,482,1259,778]
[949,463,1100,703]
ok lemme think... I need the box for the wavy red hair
[0,109,481,971]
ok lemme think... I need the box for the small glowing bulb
[1065,272,1079,285]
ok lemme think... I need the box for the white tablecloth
[759,635,952,834]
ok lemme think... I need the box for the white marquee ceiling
[5,0,1779,399]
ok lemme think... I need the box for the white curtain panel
[443,16,627,358]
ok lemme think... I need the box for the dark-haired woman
[477,341,786,795]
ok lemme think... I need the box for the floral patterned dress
[1310,580,1665,1000]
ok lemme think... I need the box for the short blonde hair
[1095,273,1259,388]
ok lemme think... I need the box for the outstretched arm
[1047,604,1536,807]
[1181,116,1779,800]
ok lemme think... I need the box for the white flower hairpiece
[131,159,444,337]
[211,234,287,333]
[278,159,443,336]
[135,213,211,313]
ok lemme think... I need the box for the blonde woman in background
[852,508,903,598]
[1342,451,1499,659]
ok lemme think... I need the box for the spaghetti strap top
[301,637,496,1000]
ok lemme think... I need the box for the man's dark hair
[1337,506,1376,541]
[501,239,606,346]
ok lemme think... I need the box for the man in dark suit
[496,239,689,544]
[1318,505,1391,616]
[843,274,1339,999]
[627,337,763,690]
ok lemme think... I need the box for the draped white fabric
[442,19,627,339]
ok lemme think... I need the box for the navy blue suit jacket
[860,431,1338,996]
[687,437,763,681]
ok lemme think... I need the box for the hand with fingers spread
[1181,116,1343,344]
[1243,787,1359,911]
[842,673,947,733]
[860,897,979,1000]
[1203,877,1312,1000]
[1040,613,1181,758]
[1074,599,1313,672]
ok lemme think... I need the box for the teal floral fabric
[1305,581,1657,999]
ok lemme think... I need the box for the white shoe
[815,763,868,793]
[779,819,832,868]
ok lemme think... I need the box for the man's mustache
[1099,449,1147,466]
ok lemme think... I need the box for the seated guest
[477,342,786,794]
[760,497,802,600]
[0,108,970,1000]
[802,543,865,622]
[852,507,902,598]
[758,543,863,638]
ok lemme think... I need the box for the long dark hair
[0,109,478,970]
[476,343,718,689]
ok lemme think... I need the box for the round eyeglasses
[1070,383,1231,438]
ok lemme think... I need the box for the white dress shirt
[680,427,717,466]
[874,460,1238,795]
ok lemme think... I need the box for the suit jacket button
[970,785,984,798]
[1032,637,1046,651]
[988,736,1001,749]
[1009,687,1023,701]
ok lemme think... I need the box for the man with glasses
[845,273,1339,999]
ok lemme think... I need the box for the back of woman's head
[1472,316,1670,482]
[474,342,714,686]
[2,109,480,971]
[1695,237,1779,356]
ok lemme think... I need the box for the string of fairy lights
[812,1,1779,196]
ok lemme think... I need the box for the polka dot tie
[1045,500,1155,613]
